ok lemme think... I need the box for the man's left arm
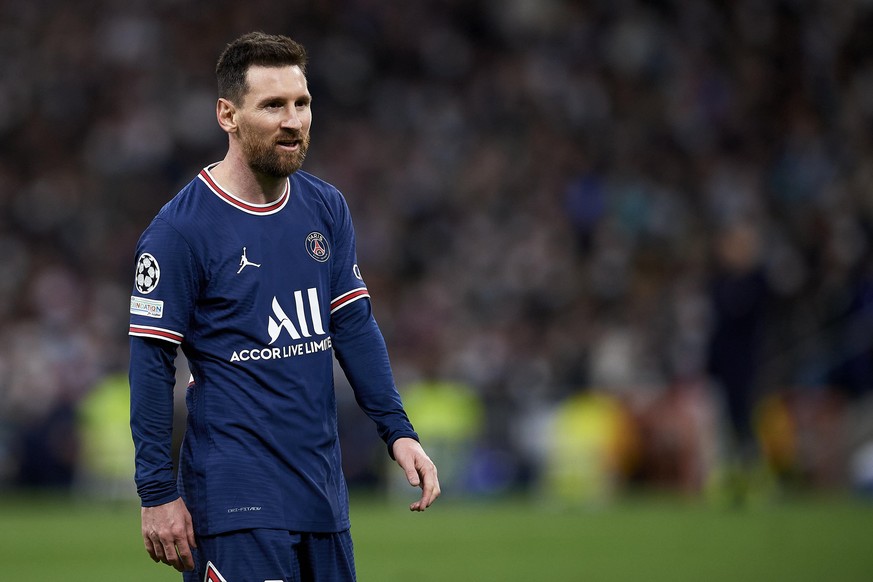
[331,298,440,511]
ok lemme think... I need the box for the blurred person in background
[706,222,772,502]
[128,32,439,581]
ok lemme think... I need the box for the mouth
[276,140,300,151]
[276,134,304,151]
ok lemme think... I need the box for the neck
[210,154,287,205]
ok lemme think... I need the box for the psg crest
[305,232,330,262]
[135,253,160,294]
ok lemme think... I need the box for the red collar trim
[198,165,289,215]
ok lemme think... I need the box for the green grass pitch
[0,493,869,581]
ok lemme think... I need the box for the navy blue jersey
[129,165,416,535]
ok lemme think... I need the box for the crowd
[2,0,873,500]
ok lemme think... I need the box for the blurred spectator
[705,222,771,498]
[76,372,136,500]
[540,390,640,506]
[391,376,483,496]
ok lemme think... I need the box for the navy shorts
[183,529,356,582]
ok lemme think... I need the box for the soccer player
[128,32,440,581]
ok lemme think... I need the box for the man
[128,32,440,581]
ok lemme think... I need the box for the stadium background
[0,0,872,579]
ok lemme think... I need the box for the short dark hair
[216,32,308,105]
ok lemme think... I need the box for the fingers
[420,468,441,509]
[161,541,181,571]
[408,457,441,512]
[148,537,192,571]
[143,531,193,571]
[188,524,198,551]
[143,535,160,563]
[178,513,198,571]
[141,500,196,572]
[169,540,195,572]
[392,438,441,512]
[405,465,421,487]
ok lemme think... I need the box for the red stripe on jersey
[205,562,226,582]
[330,288,370,313]
[199,167,288,214]
[129,325,184,344]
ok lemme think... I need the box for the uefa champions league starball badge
[135,252,161,294]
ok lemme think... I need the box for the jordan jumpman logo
[237,247,261,273]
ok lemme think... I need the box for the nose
[281,107,303,130]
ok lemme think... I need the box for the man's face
[235,65,312,178]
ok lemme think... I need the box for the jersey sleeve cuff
[138,484,181,507]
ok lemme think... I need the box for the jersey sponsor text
[230,337,332,362]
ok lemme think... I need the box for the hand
[392,437,441,511]
[141,497,197,572]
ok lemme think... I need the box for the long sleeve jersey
[128,165,417,535]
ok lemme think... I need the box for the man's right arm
[129,335,180,506]
[129,215,199,571]
[130,336,196,572]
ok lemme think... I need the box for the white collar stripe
[198,166,289,216]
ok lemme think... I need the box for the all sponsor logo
[230,288,332,363]
[267,289,325,343]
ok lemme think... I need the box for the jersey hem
[196,518,352,537]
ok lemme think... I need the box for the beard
[240,127,311,178]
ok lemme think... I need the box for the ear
[216,98,238,134]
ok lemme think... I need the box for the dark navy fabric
[182,528,356,582]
